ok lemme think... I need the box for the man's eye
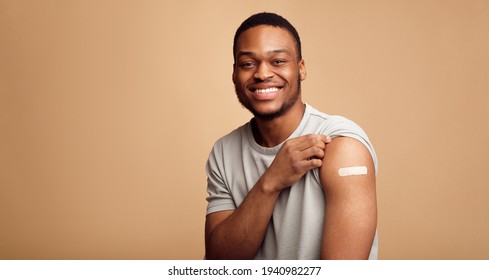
[241,62,255,68]
[273,59,286,65]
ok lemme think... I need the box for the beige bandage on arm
[338,166,367,177]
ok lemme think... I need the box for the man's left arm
[319,136,377,259]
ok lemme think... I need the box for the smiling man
[204,12,378,260]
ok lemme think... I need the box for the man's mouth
[254,87,280,94]
[248,86,283,101]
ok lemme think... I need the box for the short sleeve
[205,142,237,215]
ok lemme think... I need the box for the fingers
[305,157,323,169]
[295,135,332,168]
[284,134,331,158]
[287,134,331,151]
[285,134,332,170]
[304,145,326,160]
[268,134,332,190]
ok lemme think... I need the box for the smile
[254,87,281,94]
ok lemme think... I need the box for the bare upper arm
[320,136,376,192]
[205,210,234,240]
[319,136,377,259]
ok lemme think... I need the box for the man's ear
[232,64,236,84]
[299,59,307,81]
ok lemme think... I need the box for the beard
[235,77,301,121]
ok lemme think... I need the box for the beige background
[1,0,488,259]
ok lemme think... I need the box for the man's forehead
[235,25,297,56]
[238,25,295,45]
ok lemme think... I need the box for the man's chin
[250,108,286,121]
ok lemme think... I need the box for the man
[205,12,378,260]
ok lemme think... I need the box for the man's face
[233,25,306,120]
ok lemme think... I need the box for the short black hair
[233,12,302,62]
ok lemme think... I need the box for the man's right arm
[205,134,331,259]
[205,175,281,260]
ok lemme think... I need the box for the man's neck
[252,101,306,148]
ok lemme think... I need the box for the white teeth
[255,87,279,94]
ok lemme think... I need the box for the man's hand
[263,134,332,193]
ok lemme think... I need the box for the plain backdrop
[1,0,488,259]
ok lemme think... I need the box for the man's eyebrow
[268,49,290,55]
[236,49,291,58]
[236,51,255,58]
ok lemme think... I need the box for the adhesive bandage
[338,166,367,177]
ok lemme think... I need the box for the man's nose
[253,62,273,81]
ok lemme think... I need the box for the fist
[265,134,332,192]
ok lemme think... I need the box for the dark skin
[205,25,377,259]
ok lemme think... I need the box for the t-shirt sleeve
[205,142,237,215]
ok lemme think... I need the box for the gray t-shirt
[206,104,378,259]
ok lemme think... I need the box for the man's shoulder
[306,104,378,174]
[305,104,365,136]
[210,122,249,152]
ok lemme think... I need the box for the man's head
[232,12,306,121]
[233,12,302,63]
